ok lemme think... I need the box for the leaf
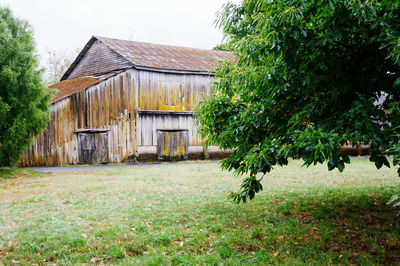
[249,190,255,200]
[337,160,345,172]
[394,77,400,87]
[342,155,350,164]
[382,157,390,168]
[392,202,400,208]
[328,0,335,10]
[387,195,399,205]
[375,159,384,170]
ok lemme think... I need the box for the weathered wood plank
[20,67,215,166]
[157,129,188,160]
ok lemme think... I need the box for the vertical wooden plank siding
[20,69,138,166]
[20,97,79,166]
[157,129,189,160]
[138,113,201,146]
[20,68,214,166]
[137,70,214,111]
[77,132,109,164]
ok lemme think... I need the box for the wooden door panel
[78,132,109,164]
[157,129,188,160]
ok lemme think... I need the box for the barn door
[157,129,188,161]
[77,132,109,164]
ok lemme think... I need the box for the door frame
[156,129,188,161]
[75,128,110,164]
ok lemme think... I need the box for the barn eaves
[49,77,101,104]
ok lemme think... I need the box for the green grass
[0,167,40,180]
[0,158,400,264]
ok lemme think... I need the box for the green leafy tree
[195,0,400,203]
[0,7,50,166]
[213,42,235,52]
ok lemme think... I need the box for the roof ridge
[94,35,137,72]
[93,35,235,74]
[93,35,233,54]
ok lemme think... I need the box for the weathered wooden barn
[20,36,234,166]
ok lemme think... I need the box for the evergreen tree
[0,7,50,166]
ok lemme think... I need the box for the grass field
[1,158,400,265]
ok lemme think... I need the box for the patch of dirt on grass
[0,173,51,202]
[0,177,44,188]
[0,192,38,202]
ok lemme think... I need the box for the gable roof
[61,36,235,80]
[96,36,235,73]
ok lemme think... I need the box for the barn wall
[137,70,214,111]
[137,112,201,146]
[85,70,137,163]
[20,69,138,166]
[136,70,213,147]
[20,69,214,166]
[20,96,80,167]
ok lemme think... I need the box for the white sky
[0,0,238,68]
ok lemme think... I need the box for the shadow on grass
[0,167,21,179]
[0,167,40,180]
[198,187,400,264]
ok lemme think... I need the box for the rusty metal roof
[49,77,101,104]
[62,36,235,80]
[95,36,235,73]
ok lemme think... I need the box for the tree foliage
[213,42,236,52]
[0,7,50,166]
[195,0,400,203]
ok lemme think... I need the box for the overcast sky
[0,0,238,68]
